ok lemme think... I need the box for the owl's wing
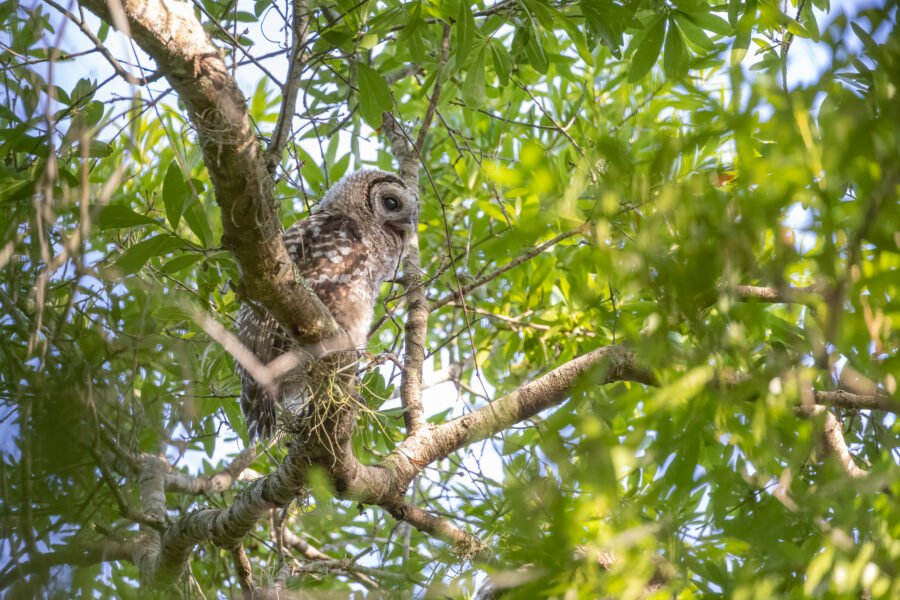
[237,212,365,440]
[236,213,332,440]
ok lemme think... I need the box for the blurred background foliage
[0,0,898,597]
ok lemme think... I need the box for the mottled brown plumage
[237,170,418,440]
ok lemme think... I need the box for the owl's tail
[240,377,279,441]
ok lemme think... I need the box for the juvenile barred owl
[237,170,418,440]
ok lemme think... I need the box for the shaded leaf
[108,234,183,276]
[97,205,159,230]
[356,63,392,128]
[163,161,189,229]
[629,16,666,82]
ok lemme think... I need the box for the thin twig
[265,0,311,172]
[414,23,451,152]
[44,0,162,85]
[431,224,589,310]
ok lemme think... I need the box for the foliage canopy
[0,0,898,597]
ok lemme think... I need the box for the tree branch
[386,502,490,561]
[80,0,338,345]
[0,540,134,591]
[231,544,254,600]
[45,0,162,86]
[389,345,656,478]
[165,447,258,494]
[800,406,869,478]
[383,113,428,433]
[265,0,311,173]
[814,390,900,413]
[735,284,823,306]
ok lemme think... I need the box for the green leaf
[686,10,733,36]
[0,176,32,202]
[162,161,189,229]
[151,305,195,322]
[457,1,476,67]
[463,49,487,105]
[664,20,689,79]
[731,0,757,65]
[160,253,202,274]
[71,77,96,104]
[356,63,392,128]
[628,16,666,82]
[108,234,183,276]
[378,406,409,418]
[182,198,212,247]
[674,12,716,51]
[524,29,549,74]
[850,22,878,54]
[804,545,834,595]
[408,29,426,64]
[97,205,159,230]
[397,6,425,62]
[330,153,351,182]
[490,41,512,86]
[86,140,112,158]
[728,0,741,26]
[558,10,594,65]
[580,0,626,58]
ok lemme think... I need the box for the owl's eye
[382,196,401,211]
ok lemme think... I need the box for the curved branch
[386,502,490,561]
[0,541,134,591]
[165,447,258,494]
[80,0,337,344]
[390,345,655,479]
[800,406,869,478]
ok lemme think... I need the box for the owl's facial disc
[371,181,418,243]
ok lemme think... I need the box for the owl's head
[319,170,418,244]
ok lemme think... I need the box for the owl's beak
[386,219,417,242]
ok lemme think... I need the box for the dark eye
[382,195,400,211]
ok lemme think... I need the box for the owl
[237,170,418,440]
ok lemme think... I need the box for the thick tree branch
[100,345,647,584]
[231,544,253,600]
[735,284,823,306]
[800,406,869,478]
[814,390,900,413]
[80,0,338,345]
[133,454,173,584]
[165,447,257,494]
[0,540,134,591]
[389,345,655,478]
